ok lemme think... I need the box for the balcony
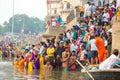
[60,9,72,14]
[51,0,61,3]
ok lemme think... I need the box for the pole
[74,7,77,24]
[12,0,15,35]
[22,17,25,35]
[76,59,95,80]
[50,0,52,26]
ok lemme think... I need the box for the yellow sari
[28,61,34,74]
[117,6,120,17]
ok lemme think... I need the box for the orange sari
[18,59,24,69]
[95,37,106,63]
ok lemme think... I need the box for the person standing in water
[62,47,70,72]
[44,60,53,73]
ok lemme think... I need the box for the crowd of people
[0,41,16,61]
[11,0,120,73]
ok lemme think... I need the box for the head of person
[43,43,47,48]
[31,45,35,49]
[64,47,68,52]
[72,51,76,56]
[59,15,61,18]
[34,47,39,54]
[81,45,85,50]
[90,36,95,40]
[107,32,112,36]
[40,42,44,46]
[104,22,107,26]
[46,39,50,43]
[60,41,64,47]
[72,40,76,44]
[19,55,24,60]
[49,44,53,48]
[25,49,29,53]
[104,10,108,13]
[87,2,90,5]
[46,60,51,65]
[113,49,119,56]
[92,3,94,6]
[95,34,100,38]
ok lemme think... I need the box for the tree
[1,14,46,34]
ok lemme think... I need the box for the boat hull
[82,69,120,80]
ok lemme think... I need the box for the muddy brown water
[0,62,86,80]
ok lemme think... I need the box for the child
[56,55,62,70]
[78,45,86,65]
[44,60,53,73]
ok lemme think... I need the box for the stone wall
[112,16,120,51]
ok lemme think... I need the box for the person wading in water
[62,47,70,72]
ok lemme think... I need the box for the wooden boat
[82,69,120,80]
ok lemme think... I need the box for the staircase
[41,7,81,41]
[65,18,76,30]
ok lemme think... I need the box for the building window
[67,3,70,9]
[54,10,57,14]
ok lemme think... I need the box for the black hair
[66,39,70,45]
[40,42,44,45]
[35,55,38,58]
[113,49,119,56]
[90,36,95,39]
[64,47,68,50]
[21,56,24,59]
[95,34,100,37]
[72,50,76,53]
[32,45,35,48]
[44,43,47,48]
[47,39,50,43]
[87,2,90,4]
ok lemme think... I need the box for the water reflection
[0,62,85,80]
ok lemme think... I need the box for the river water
[0,62,85,80]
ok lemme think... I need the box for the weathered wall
[112,16,120,51]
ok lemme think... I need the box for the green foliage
[1,14,46,34]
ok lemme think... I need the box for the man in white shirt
[70,40,78,53]
[39,42,45,56]
[84,2,91,17]
[66,30,71,39]
[99,49,120,69]
[102,10,110,23]
[116,0,120,8]
[88,36,98,64]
